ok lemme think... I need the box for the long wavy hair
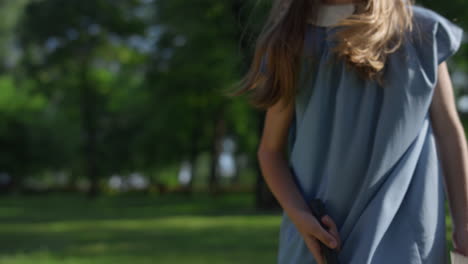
[227,0,415,110]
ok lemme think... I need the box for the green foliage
[13,0,151,184]
[0,76,46,114]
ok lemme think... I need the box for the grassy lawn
[0,192,281,264]
[0,192,456,264]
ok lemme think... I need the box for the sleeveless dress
[271,4,464,264]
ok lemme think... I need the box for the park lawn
[0,192,280,264]
[0,192,456,264]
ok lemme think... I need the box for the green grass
[0,192,456,264]
[0,192,281,264]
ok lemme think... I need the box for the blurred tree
[16,0,147,197]
[0,0,57,191]
[149,0,272,200]
[148,1,239,194]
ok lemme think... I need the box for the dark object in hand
[309,198,340,264]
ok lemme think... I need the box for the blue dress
[275,5,464,264]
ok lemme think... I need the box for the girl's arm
[257,96,340,264]
[429,61,468,256]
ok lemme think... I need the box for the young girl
[230,0,468,263]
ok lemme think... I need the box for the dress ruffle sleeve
[412,5,464,66]
[433,10,464,64]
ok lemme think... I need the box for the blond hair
[227,0,415,110]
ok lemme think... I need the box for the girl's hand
[453,228,468,256]
[290,210,342,264]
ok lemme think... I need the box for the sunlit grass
[0,192,456,264]
[0,192,280,264]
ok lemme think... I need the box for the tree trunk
[184,124,201,196]
[208,107,226,195]
[79,56,100,198]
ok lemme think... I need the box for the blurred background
[0,0,467,263]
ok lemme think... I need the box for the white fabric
[307,3,356,27]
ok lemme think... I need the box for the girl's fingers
[304,235,326,264]
[321,215,342,251]
[312,216,338,249]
